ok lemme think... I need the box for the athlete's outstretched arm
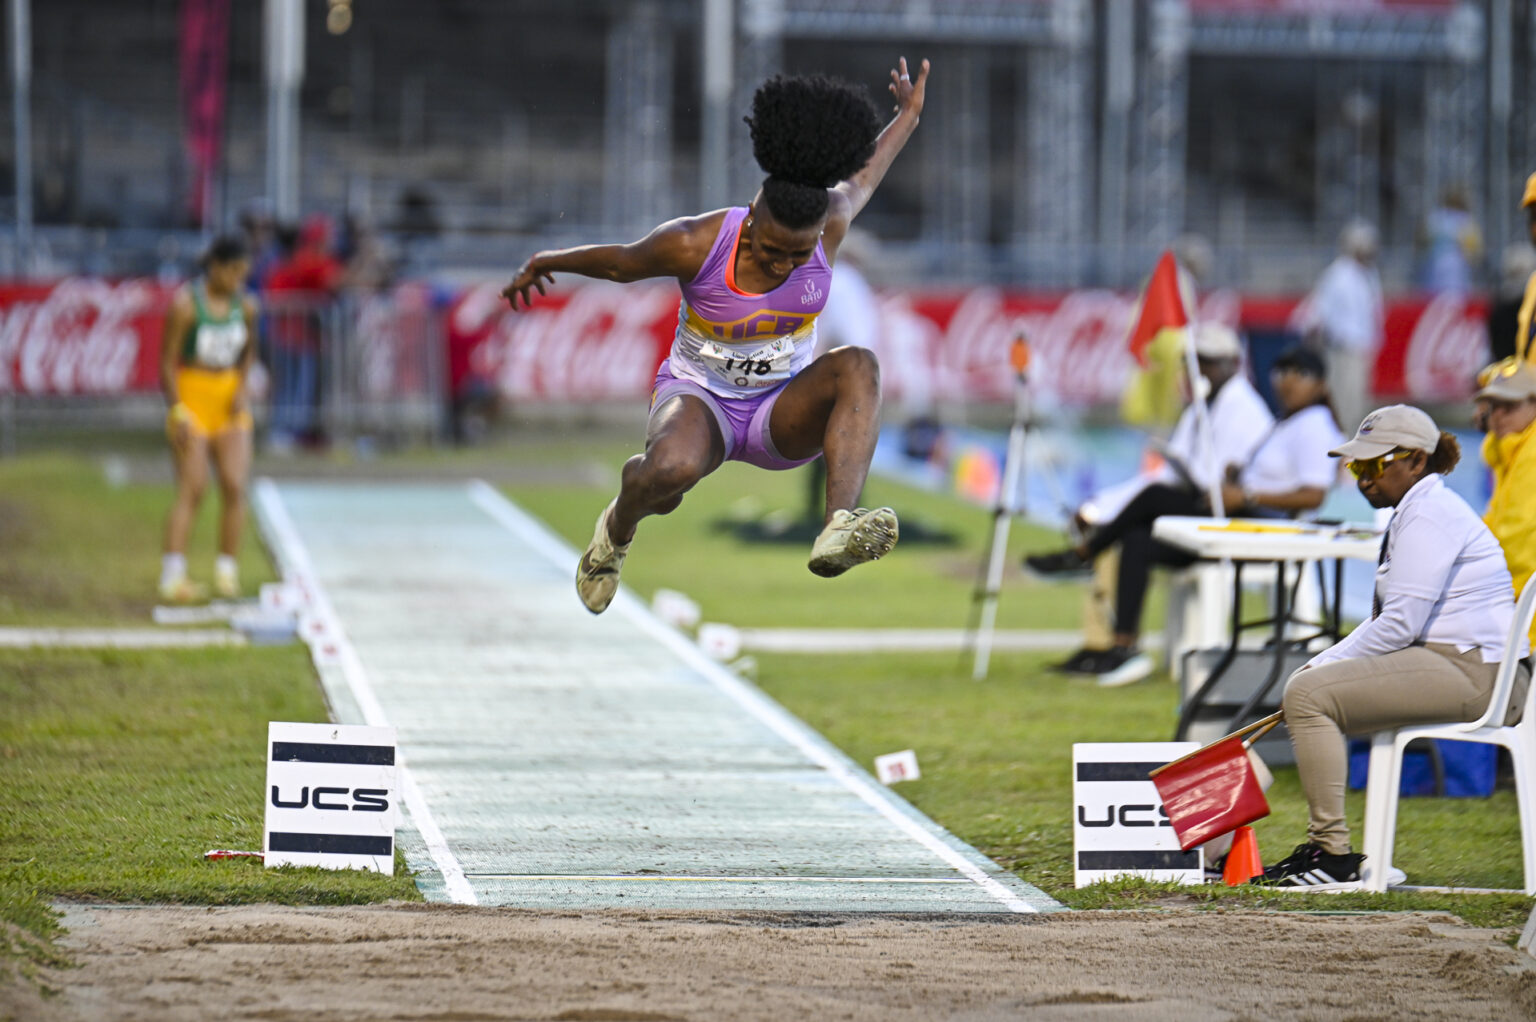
[501,216,714,310]
[831,56,929,226]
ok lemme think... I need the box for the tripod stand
[965,334,1031,680]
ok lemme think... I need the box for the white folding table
[1151,516,1383,740]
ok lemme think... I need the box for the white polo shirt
[1081,372,1274,525]
[1165,373,1274,491]
[1240,404,1345,498]
[1309,474,1525,667]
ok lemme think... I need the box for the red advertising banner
[0,277,1492,408]
[0,280,174,395]
[449,281,1488,409]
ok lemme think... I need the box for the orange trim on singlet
[724,216,772,299]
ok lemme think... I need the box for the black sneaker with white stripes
[1251,842,1364,889]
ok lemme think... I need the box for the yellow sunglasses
[1477,356,1524,388]
[1346,450,1413,481]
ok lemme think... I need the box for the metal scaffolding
[604,1,674,235]
[1128,0,1189,255]
[1018,0,1092,283]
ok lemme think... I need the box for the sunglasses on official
[1346,449,1413,481]
[1476,356,1524,388]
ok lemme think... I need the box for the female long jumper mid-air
[503,56,931,613]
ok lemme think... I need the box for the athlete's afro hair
[744,74,881,229]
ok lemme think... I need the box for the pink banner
[179,0,231,227]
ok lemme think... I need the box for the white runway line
[735,628,1162,653]
[253,478,478,906]
[0,627,246,648]
[465,874,973,884]
[466,479,1042,915]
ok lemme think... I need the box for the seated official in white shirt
[1220,346,1345,519]
[1024,323,1274,686]
[1257,404,1532,889]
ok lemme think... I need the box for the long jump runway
[253,479,1058,915]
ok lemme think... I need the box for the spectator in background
[265,214,344,451]
[1487,242,1536,367]
[1475,172,1536,432]
[1024,324,1274,687]
[1293,219,1383,432]
[1504,172,1536,367]
[1416,186,1483,295]
[338,210,394,293]
[238,197,282,290]
[1476,361,1536,647]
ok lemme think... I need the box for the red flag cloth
[1127,250,1188,368]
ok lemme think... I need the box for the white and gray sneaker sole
[1096,653,1154,688]
[1269,866,1406,893]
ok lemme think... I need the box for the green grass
[492,436,1534,929]
[507,455,1118,631]
[0,451,419,986]
[747,649,1532,928]
[0,432,1530,992]
[0,644,421,986]
[0,453,278,626]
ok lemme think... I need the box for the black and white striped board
[265,722,398,873]
[1073,742,1202,887]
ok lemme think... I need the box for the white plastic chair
[1358,582,1536,893]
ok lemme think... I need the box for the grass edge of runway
[0,644,422,990]
[748,648,1534,929]
[2,444,1532,989]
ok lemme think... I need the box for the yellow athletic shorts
[169,367,252,437]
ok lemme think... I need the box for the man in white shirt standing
[1257,405,1530,889]
[1293,219,1384,433]
[1025,323,1274,686]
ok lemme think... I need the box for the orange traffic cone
[1222,826,1263,886]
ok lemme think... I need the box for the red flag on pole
[1126,250,1188,368]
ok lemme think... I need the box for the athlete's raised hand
[888,56,929,119]
[502,256,555,311]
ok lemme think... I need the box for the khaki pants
[1282,644,1529,855]
[1082,547,1120,651]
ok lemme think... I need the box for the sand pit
[5,903,1534,1021]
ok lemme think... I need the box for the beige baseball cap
[1329,404,1440,460]
[1190,322,1242,360]
[1477,360,1536,403]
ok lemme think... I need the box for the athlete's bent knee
[632,450,706,499]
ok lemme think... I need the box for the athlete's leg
[608,393,728,545]
[764,345,881,523]
[209,425,253,557]
[164,428,211,557]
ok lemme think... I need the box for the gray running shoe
[575,501,630,614]
[808,507,899,578]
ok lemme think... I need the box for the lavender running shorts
[650,362,820,471]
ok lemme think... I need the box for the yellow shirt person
[1477,362,1536,645]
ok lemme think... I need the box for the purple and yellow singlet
[670,206,832,399]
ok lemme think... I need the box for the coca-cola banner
[0,280,174,395]
[0,277,1492,406]
[448,280,1489,408]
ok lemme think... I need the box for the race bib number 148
[698,337,794,388]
